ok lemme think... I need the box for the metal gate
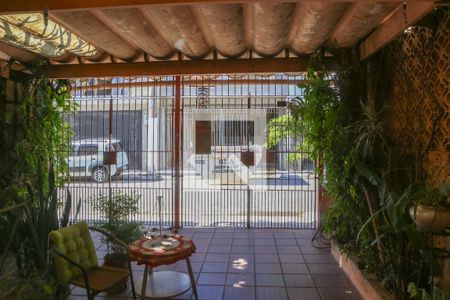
[61,74,318,228]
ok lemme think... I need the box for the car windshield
[77,144,97,156]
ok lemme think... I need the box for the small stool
[130,235,198,300]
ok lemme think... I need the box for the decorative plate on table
[142,237,180,251]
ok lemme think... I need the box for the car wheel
[91,167,109,183]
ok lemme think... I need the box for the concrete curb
[331,241,394,300]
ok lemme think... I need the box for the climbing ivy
[0,73,75,298]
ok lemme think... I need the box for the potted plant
[90,191,143,292]
[409,183,450,232]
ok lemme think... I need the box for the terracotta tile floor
[67,228,362,300]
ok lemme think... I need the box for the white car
[68,138,128,183]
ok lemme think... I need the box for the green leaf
[355,163,381,186]
[60,189,72,228]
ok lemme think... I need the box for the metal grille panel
[58,74,318,228]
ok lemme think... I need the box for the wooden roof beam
[326,3,362,46]
[359,2,436,61]
[0,1,411,15]
[1,58,32,77]
[0,40,44,63]
[327,2,399,48]
[42,57,337,78]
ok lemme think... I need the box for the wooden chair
[49,222,137,300]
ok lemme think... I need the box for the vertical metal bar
[180,78,185,227]
[317,157,322,228]
[246,95,251,229]
[108,95,113,220]
[174,76,181,228]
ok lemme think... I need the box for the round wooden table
[129,235,198,300]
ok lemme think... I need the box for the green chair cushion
[49,222,98,284]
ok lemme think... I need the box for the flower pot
[104,252,128,269]
[409,204,450,232]
[103,253,128,293]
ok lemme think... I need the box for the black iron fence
[58,74,318,229]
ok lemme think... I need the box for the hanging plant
[409,183,450,232]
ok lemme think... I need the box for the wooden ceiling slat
[359,2,436,60]
[1,14,99,57]
[0,1,411,15]
[140,6,209,58]
[194,4,246,58]
[289,2,348,54]
[42,57,337,78]
[50,11,140,61]
[253,3,295,56]
[0,40,43,63]
[244,3,254,50]
[0,57,30,74]
[1,0,436,74]
[190,6,216,50]
[90,9,169,58]
[326,3,361,46]
[327,2,398,48]
[0,19,68,57]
